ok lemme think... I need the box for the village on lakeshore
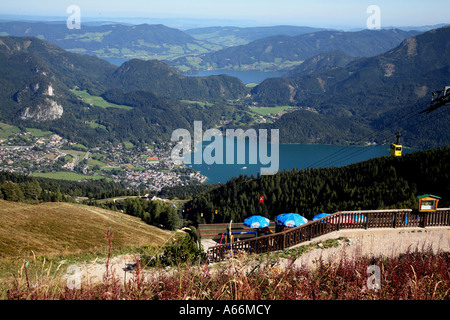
[0,125,207,191]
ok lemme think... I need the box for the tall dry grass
[5,230,449,300]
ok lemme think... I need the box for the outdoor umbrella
[312,213,330,221]
[243,215,270,229]
[275,213,308,227]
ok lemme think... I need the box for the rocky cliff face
[20,97,63,121]
[16,83,64,121]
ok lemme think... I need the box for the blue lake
[102,58,130,67]
[186,70,284,84]
[102,57,129,66]
[187,138,418,184]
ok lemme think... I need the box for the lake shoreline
[188,141,419,185]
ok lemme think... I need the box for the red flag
[259,196,264,203]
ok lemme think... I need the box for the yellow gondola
[390,132,402,157]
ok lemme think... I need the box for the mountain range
[0,22,420,74]
[0,36,249,146]
[253,26,450,109]
[170,29,420,72]
[0,24,448,150]
[0,22,337,67]
[252,25,450,147]
[0,21,222,61]
[184,25,332,47]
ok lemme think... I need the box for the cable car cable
[305,85,449,169]
[307,98,445,169]
[330,108,448,165]
[306,100,429,169]
[306,99,429,168]
[323,107,449,167]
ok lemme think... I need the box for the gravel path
[285,227,449,269]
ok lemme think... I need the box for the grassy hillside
[0,200,172,259]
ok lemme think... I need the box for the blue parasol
[244,215,270,229]
[312,213,331,221]
[275,213,308,227]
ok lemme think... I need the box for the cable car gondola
[390,131,403,157]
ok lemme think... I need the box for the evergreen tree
[1,181,24,202]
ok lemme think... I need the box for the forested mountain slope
[171,29,419,72]
[0,36,248,146]
[0,22,221,61]
[184,148,450,225]
[185,25,331,46]
[105,59,248,101]
[251,26,450,148]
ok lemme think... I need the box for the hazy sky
[2,0,449,29]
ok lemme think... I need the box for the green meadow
[70,89,133,110]
[31,171,109,181]
[249,105,292,116]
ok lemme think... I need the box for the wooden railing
[198,222,276,241]
[206,208,450,263]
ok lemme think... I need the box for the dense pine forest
[184,148,450,225]
[0,171,134,202]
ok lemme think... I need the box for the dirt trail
[63,254,141,287]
